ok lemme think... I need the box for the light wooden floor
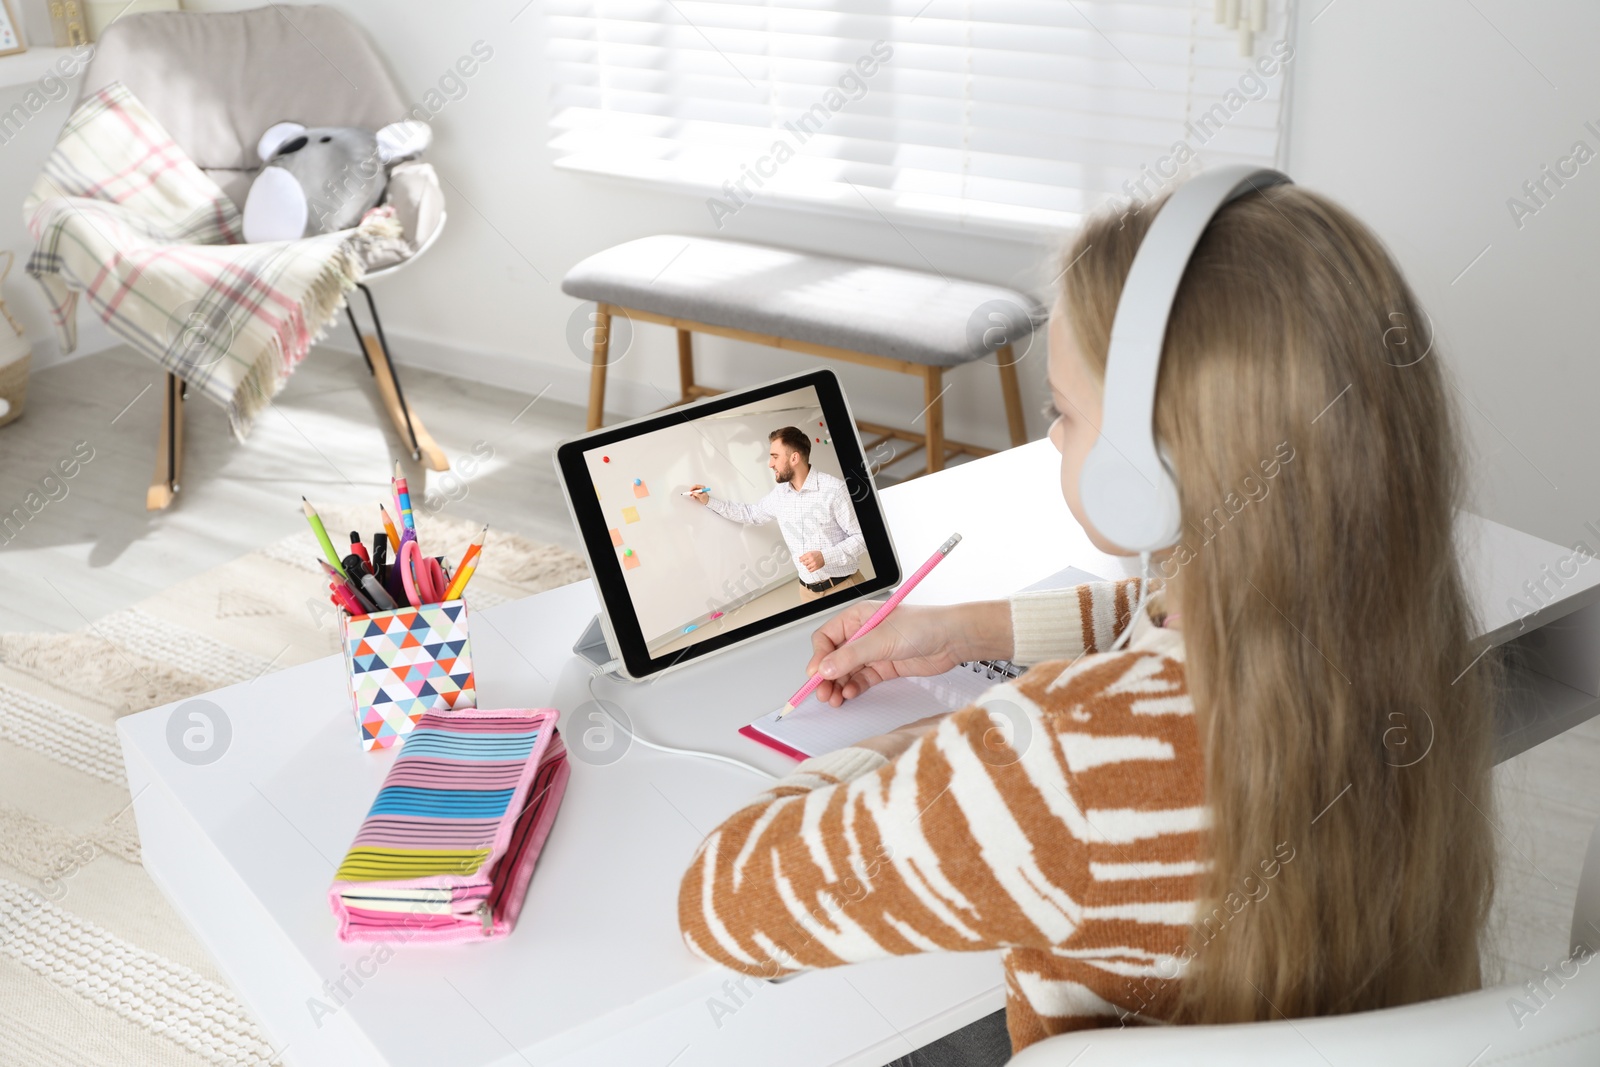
[0,343,1594,990]
[0,343,587,634]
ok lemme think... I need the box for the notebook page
[744,664,1001,758]
[742,563,1108,758]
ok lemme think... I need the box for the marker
[379,504,401,552]
[776,532,963,719]
[442,526,486,601]
[372,533,389,586]
[682,486,710,496]
[349,532,372,572]
[302,498,348,581]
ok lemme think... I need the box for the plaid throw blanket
[23,83,398,438]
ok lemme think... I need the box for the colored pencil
[379,505,401,552]
[393,462,415,534]
[442,526,487,601]
[328,579,364,616]
[776,532,963,719]
[302,498,349,581]
[320,559,374,613]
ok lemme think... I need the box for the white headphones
[1078,164,1293,554]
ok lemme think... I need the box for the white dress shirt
[705,470,865,582]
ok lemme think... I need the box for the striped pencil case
[328,708,570,943]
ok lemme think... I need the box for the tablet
[554,370,901,681]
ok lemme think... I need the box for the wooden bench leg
[586,303,611,431]
[147,372,184,510]
[923,366,946,474]
[677,329,695,404]
[996,344,1027,448]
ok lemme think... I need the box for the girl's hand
[804,600,1013,707]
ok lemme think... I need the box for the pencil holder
[341,600,476,751]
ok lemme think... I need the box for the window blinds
[545,1,1294,234]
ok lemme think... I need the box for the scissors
[399,539,447,607]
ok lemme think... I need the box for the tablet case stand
[571,613,682,683]
[573,613,617,673]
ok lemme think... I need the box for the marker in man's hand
[682,486,710,496]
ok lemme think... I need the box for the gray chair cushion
[562,235,1044,368]
[78,6,409,209]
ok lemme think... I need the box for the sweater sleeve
[1009,579,1144,665]
[678,678,1103,976]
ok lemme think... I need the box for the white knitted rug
[0,513,588,1066]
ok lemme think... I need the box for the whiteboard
[581,386,868,646]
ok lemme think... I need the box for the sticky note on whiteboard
[609,528,623,546]
[622,506,640,523]
[623,550,641,570]
[633,481,650,499]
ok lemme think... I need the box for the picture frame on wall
[0,0,26,56]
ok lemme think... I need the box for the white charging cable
[583,666,778,780]
[1108,551,1156,653]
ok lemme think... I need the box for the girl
[678,178,1496,1060]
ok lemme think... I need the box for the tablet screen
[555,370,899,678]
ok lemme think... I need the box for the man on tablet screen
[690,427,865,602]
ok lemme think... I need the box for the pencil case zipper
[461,736,568,936]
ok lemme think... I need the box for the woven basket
[0,250,30,428]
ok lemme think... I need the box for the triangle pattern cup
[342,599,477,751]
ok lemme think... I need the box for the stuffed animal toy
[242,120,431,243]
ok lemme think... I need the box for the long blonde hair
[1060,182,1497,1022]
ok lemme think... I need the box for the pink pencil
[777,532,962,719]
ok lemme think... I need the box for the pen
[442,526,487,601]
[359,572,398,611]
[302,498,349,581]
[777,532,963,719]
[379,505,401,552]
[372,533,388,586]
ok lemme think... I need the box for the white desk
[117,440,1600,1066]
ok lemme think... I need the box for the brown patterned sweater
[678,579,1208,1052]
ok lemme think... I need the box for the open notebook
[738,565,1105,761]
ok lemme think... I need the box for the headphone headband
[1078,165,1293,554]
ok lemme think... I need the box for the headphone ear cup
[1079,439,1182,553]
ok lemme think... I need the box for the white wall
[1284,0,1600,548]
[16,0,1599,549]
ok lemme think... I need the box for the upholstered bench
[562,235,1045,476]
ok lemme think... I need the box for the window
[545,1,1294,235]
